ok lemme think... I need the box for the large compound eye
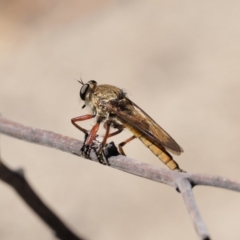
[80,84,89,100]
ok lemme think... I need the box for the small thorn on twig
[14,168,25,177]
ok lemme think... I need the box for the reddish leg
[78,121,102,160]
[103,121,124,138]
[85,122,100,146]
[118,135,136,155]
[96,120,123,153]
[99,121,111,149]
[96,121,111,164]
[101,122,124,151]
[107,129,124,138]
[95,122,124,164]
[71,114,100,158]
[71,114,95,134]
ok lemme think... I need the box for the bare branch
[176,178,210,240]
[1,115,240,240]
[189,174,240,192]
[0,116,240,191]
[0,159,85,240]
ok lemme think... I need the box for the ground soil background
[0,1,240,239]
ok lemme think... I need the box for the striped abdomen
[126,124,182,171]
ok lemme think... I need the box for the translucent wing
[104,97,183,155]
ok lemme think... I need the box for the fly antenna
[78,73,84,85]
[74,73,84,85]
[78,78,84,85]
[73,78,84,85]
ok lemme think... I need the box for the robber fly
[71,80,184,171]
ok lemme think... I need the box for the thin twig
[0,116,239,191]
[1,115,240,240]
[177,178,210,240]
[0,159,85,240]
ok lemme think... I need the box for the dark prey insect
[71,80,184,171]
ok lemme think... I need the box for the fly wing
[104,98,183,155]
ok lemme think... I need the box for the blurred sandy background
[1,0,240,239]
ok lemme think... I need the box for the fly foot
[98,141,120,166]
[96,149,109,165]
[80,144,91,158]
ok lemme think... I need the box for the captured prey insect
[71,80,184,171]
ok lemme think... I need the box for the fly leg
[81,121,101,159]
[106,122,124,138]
[118,135,136,156]
[71,114,95,134]
[96,122,124,165]
[71,114,98,158]
[95,120,111,165]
